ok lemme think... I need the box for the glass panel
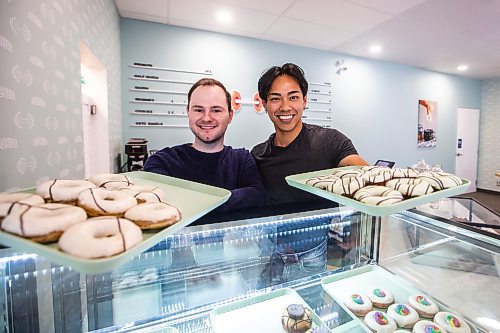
[379,214,500,333]
[0,207,372,332]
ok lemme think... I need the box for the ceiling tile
[264,17,355,49]
[345,0,429,15]
[284,0,393,33]
[114,0,168,18]
[168,18,261,39]
[119,10,168,24]
[212,0,296,14]
[169,0,278,34]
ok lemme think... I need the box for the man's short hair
[187,78,232,111]
[258,63,308,101]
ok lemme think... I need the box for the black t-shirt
[251,123,358,205]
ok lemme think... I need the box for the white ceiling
[114,0,500,80]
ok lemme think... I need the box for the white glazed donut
[390,168,418,178]
[434,312,471,333]
[387,303,419,328]
[89,173,134,190]
[306,175,341,191]
[408,294,439,318]
[331,169,364,179]
[361,167,393,185]
[58,216,143,258]
[124,202,181,229]
[0,193,45,220]
[1,203,87,243]
[417,171,462,190]
[336,176,365,196]
[120,185,166,203]
[343,293,372,316]
[36,179,96,203]
[386,178,434,197]
[413,320,448,333]
[364,310,397,333]
[77,188,137,217]
[353,186,403,206]
[365,287,394,308]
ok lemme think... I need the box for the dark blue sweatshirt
[144,144,267,211]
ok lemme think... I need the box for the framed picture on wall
[417,99,437,148]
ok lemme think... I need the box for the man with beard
[145,78,266,213]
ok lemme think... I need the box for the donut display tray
[285,167,471,217]
[321,264,478,333]
[210,288,328,333]
[0,171,230,274]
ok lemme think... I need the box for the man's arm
[143,150,172,176]
[224,153,267,210]
[338,154,369,167]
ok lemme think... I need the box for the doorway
[80,42,110,178]
[455,108,480,193]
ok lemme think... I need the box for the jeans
[263,239,327,286]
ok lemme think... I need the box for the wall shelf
[130,111,187,117]
[130,124,189,128]
[130,100,187,106]
[129,64,212,75]
[129,76,194,85]
[130,88,187,95]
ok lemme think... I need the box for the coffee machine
[125,138,148,171]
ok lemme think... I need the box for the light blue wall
[121,19,482,173]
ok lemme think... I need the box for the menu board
[128,62,213,128]
[304,81,333,128]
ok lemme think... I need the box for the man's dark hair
[258,63,308,101]
[187,78,232,111]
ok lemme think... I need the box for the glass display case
[0,199,499,333]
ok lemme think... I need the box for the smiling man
[251,63,368,206]
[144,78,266,214]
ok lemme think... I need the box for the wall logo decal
[52,0,64,16]
[28,12,44,30]
[56,103,67,112]
[0,85,15,101]
[12,65,33,86]
[54,35,65,48]
[0,138,18,150]
[14,112,35,129]
[57,136,68,144]
[43,80,58,95]
[40,3,56,24]
[47,152,62,166]
[30,55,45,69]
[10,17,31,42]
[44,116,59,131]
[31,96,46,107]
[0,34,13,52]
[59,168,70,178]
[17,156,37,174]
[33,137,48,147]
[41,41,57,59]
[55,70,66,80]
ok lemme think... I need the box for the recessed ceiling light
[369,44,382,54]
[457,64,468,71]
[216,10,233,24]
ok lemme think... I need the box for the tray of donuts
[0,171,230,274]
[210,288,332,333]
[286,166,470,217]
[321,264,477,333]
